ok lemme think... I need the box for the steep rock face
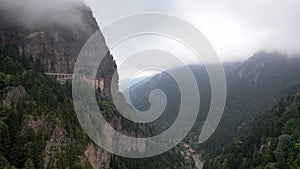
[106,116,146,153]
[85,143,111,169]
[0,1,118,95]
[2,86,27,107]
[236,51,300,89]
[237,51,288,85]
[0,3,97,73]
[22,115,69,169]
[0,1,120,168]
[44,121,68,169]
[84,115,146,169]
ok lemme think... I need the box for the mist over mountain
[1,0,300,169]
[126,51,300,158]
[0,0,86,29]
[202,51,300,157]
[119,76,153,93]
[0,0,193,168]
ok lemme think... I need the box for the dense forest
[204,92,300,169]
[0,45,92,168]
[0,46,190,169]
[1,28,300,169]
[125,51,300,169]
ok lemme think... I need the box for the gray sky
[1,0,299,80]
[85,0,300,64]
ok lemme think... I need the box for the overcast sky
[3,0,298,80]
[85,0,300,64]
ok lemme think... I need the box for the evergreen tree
[0,155,10,169]
[22,158,35,169]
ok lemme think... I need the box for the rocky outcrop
[0,3,97,72]
[22,115,69,169]
[236,51,300,88]
[111,117,146,153]
[0,1,125,168]
[85,143,111,169]
[83,115,146,169]
[22,114,48,134]
[3,86,27,107]
[0,1,118,96]
[44,121,68,169]
[238,62,264,84]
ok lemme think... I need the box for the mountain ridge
[126,51,300,158]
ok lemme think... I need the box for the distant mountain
[119,76,153,93]
[202,51,300,158]
[126,51,300,158]
[126,62,241,132]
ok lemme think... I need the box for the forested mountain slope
[204,92,300,169]
[126,51,300,158]
[0,45,188,169]
[201,51,300,158]
[0,0,189,168]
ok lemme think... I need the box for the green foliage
[0,47,89,168]
[109,149,188,169]
[204,93,300,169]
[0,46,187,169]
[22,159,35,169]
[0,155,10,169]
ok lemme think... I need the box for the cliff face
[85,143,111,169]
[0,1,117,96]
[0,1,119,168]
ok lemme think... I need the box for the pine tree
[0,121,10,157]
[0,155,10,168]
[9,133,25,168]
[22,158,35,169]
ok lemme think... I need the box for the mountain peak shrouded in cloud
[0,0,112,74]
[0,0,91,29]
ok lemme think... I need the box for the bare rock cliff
[0,1,118,95]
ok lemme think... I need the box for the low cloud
[0,0,86,29]
[86,0,300,62]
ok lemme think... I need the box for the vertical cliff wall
[0,1,118,168]
[0,0,118,96]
